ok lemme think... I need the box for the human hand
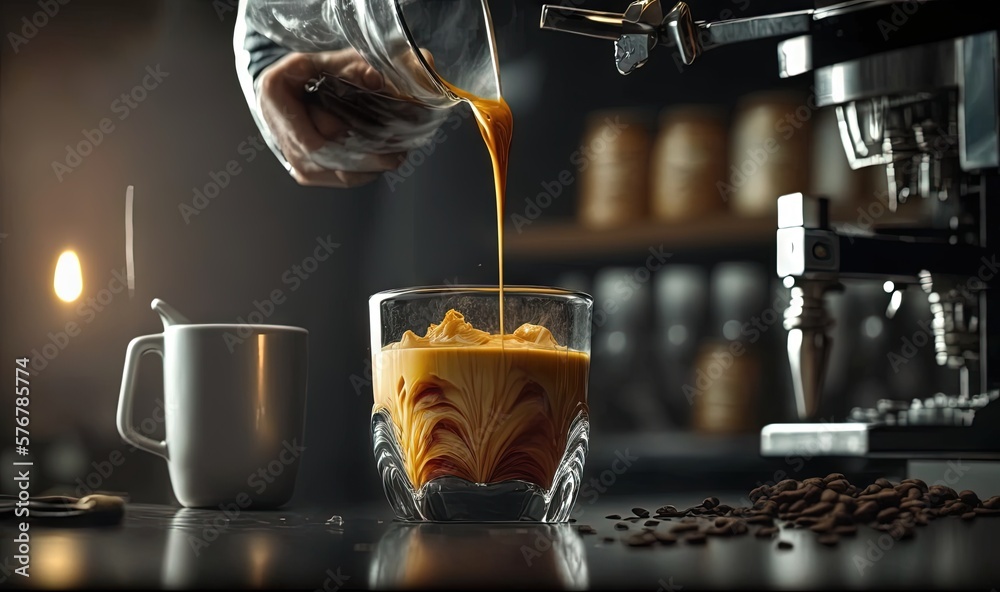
[257,49,406,187]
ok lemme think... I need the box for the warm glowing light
[54,250,83,302]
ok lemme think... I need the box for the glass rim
[369,285,593,304]
[391,0,503,101]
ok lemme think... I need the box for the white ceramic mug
[116,299,308,508]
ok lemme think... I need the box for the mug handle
[116,333,168,459]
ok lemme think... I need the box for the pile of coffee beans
[577,474,1000,548]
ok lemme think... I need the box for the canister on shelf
[650,105,728,222]
[726,91,812,218]
[577,110,653,229]
[690,339,760,434]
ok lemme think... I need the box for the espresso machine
[539,0,1000,472]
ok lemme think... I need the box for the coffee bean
[758,500,778,515]
[860,484,882,496]
[817,533,840,546]
[684,532,707,545]
[777,540,794,550]
[946,502,971,516]
[806,485,826,503]
[656,505,679,515]
[614,522,629,530]
[716,504,734,514]
[654,531,678,544]
[794,516,821,526]
[644,520,659,527]
[577,525,597,534]
[834,524,858,536]
[929,485,958,503]
[826,479,849,493]
[875,478,893,489]
[824,472,846,484]
[875,489,901,507]
[801,502,833,517]
[702,497,719,510]
[749,486,770,503]
[774,479,799,493]
[959,490,981,507]
[714,517,732,528]
[983,496,1000,510]
[854,501,879,521]
[747,515,774,525]
[605,514,621,520]
[961,511,977,521]
[756,527,778,538]
[789,499,808,513]
[625,532,657,547]
[895,483,918,497]
[905,488,922,500]
[809,518,835,533]
[877,507,900,523]
[820,489,839,503]
[974,508,1000,517]
[802,477,825,488]
[670,522,700,534]
[901,499,927,510]
[602,536,616,543]
[901,478,928,493]
[632,507,650,518]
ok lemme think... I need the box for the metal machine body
[540,0,1000,460]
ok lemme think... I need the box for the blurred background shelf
[506,215,776,262]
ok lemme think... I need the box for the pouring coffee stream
[439,80,513,335]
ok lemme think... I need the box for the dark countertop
[3,494,999,590]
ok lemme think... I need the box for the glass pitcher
[241,0,502,172]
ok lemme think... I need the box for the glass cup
[368,286,593,522]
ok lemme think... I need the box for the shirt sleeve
[244,26,291,84]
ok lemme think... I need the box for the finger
[306,103,349,140]
[260,68,327,156]
[290,167,380,188]
[310,49,384,91]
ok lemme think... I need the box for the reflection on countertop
[3,497,999,590]
[370,523,587,589]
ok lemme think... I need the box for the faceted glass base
[372,408,589,522]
